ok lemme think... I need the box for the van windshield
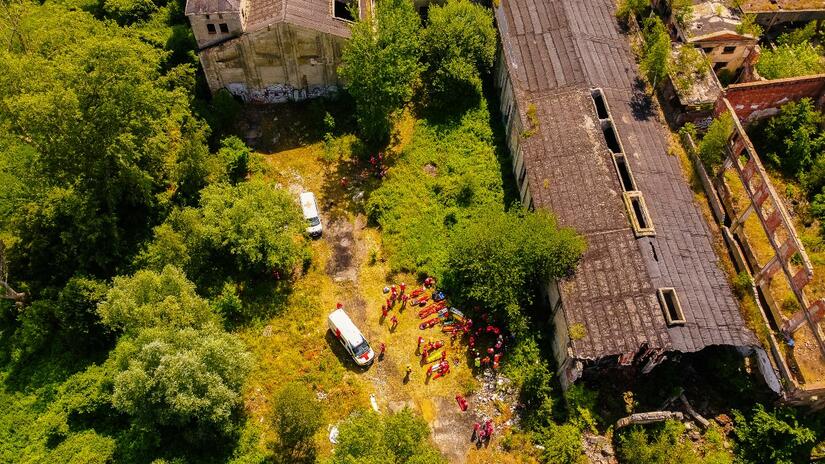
[353,340,371,357]
[307,216,321,227]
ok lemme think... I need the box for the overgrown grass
[366,100,506,279]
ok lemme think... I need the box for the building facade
[186,0,364,102]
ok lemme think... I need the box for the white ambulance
[300,192,323,238]
[328,307,374,367]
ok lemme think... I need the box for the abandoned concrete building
[656,0,759,76]
[740,0,825,29]
[494,0,759,389]
[185,0,365,102]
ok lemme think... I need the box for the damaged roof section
[497,0,758,360]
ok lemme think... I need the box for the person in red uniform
[399,282,406,295]
[417,336,424,354]
[484,420,494,441]
[390,315,398,331]
[379,342,386,360]
[381,305,388,321]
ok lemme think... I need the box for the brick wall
[715,74,825,123]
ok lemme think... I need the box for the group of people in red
[469,313,506,371]
[472,419,495,444]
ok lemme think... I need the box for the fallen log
[615,411,684,429]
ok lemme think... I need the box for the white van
[328,308,374,367]
[300,192,322,238]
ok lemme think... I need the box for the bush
[443,209,585,322]
[564,384,599,432]
[640,16,671,88]
[615,0,647,22]
[218,136,251,184]
[732,404,816,464]
[732,271,753,299]
[102,0,157,24]
[110,326,252,442]
[421,0,496,110]
[761,98,825,180]
[756,43,825,80]
[97,265,217,334]
[366,102,504,278]
[332,409,446,464]
[699,113,734,169]
[271,383,323,463]
[534,423,584,464]
[617,420,699,464]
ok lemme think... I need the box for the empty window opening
[722,46,736,54]
[713,61,728,71]
[591,89,609,119]
[518,161,528,187]
[614,154,635,191]
[207,23,216,34]
[602,123,622,154]
[702,47,713,54]
[205,14,210,19]
[623,191,655,236]
[219,23,229,33]
[333,0,357,21]
[658,288,685,325]
[632,198,648,229]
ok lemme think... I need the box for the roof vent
[658,288,685,325]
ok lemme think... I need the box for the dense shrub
[761,98,825,179]
[732,404,816,464]
[110,326,251,441]
[271,383,324,463]
[699,113,734,169]
[366,103,505,277]
[97,265,216,334]
[331,409,446,464]
[756,43,825,80]
[421,0,496,110]
[534,423,585,464]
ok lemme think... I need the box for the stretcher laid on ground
[418,301,447,319]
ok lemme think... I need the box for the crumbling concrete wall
[199,22,345,103]
[717,74,825,123]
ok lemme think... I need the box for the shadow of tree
[630,77,655,121]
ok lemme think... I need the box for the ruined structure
[702,74,825,406]
[660,0,759,76]
[185,0,365,102]
[661,44,723,127]
[494,0,758,389]
[740,0,825,29]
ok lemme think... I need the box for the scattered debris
[370,394,379,412]
[262,325,273,337]
[680,394,710,428]
[328,425,339,444]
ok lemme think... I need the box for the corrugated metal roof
[497,0,758,359]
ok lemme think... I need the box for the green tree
[670,0,693,27]
[421,0,496,109]
[332,409,445,464]
[534,423,584,464]
[0,4,210,289]
[762,98,825,179]
[756,43,825,80]
[97,265,217,334]
[699,112,734,169]
[137,177,307,285]
[217,136,252,184]
[110,326,252,441]
[732,404,816,464]
[618,421,700,464]
[271,383,323,463]
[443,209,585,326]
[615,0,647,22]
[101,0,158,25]
[338,0,422,146]
[640,16,671,90]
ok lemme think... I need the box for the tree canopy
[110,326,251,440]
[422,0,496,109]
[97,265,217,334]
[338,0,422,146]
[756,43,825,80]
[331,409,446,464]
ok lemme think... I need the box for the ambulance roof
[328,308,365,347]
